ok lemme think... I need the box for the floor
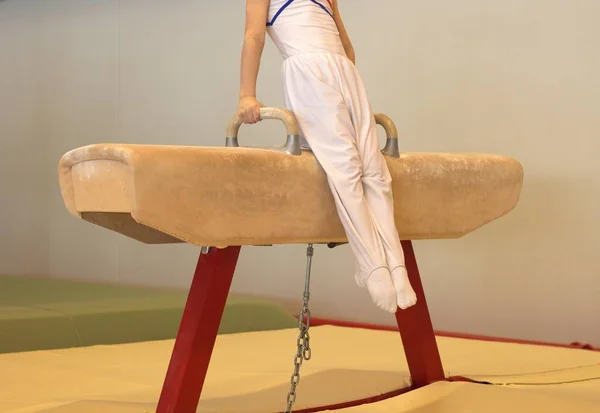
[2,325,599,413]
[0,274,297,354]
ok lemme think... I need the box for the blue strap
[309,0,333,18]
[267,0,333,26]
[267,0,295,27]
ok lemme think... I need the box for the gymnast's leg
[336,58,417,309]
[357,116,417,309]
[283,60,397,313]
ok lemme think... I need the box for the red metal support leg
[395,240,445,388]
[156,246,241,413]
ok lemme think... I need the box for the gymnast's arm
[238,0,269,124]
[332,0,356,65]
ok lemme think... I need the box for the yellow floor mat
[2,325,599,413]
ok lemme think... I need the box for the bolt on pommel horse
[57,107,523,413]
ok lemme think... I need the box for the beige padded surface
[3,326,599,413]
[58,144,523,247]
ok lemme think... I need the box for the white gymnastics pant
[282,52,406,283]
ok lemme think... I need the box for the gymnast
[236,0,417,313]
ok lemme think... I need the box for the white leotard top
[266,0,347,60]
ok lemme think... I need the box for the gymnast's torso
[266,0,347,60]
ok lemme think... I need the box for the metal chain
[284,244,314,413]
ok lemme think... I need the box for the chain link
[284,244,314,413]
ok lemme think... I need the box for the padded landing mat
[2,326,600,413]
[0,275,297,353]
[332,381,600,412]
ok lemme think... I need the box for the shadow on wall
[419,174,600,344]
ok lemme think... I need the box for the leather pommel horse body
[58,108,524,413]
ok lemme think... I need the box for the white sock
[390,266,417,310]
[364,267,398,313]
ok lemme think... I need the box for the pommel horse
[58,108,524,413]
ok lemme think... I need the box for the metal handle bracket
[374,113,400,158]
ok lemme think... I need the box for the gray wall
[1,0,599,345]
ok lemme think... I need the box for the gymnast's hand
[237,97,265,124]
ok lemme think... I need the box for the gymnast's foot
[365,267,398,313]
[391,266,417,310]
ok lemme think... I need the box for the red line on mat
[307,317,600,352]
[293,385,412,413]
